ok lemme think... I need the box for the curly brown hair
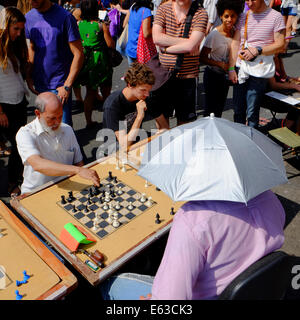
[0,7,27,74]
[124,62,155,87]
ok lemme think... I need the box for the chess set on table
[11,154,185,285]
[57,171,159,240]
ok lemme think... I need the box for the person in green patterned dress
[75,0,115,128]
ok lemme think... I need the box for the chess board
[56,175,156,240]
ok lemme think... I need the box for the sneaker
[291,31,297,36]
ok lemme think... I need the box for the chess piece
[140,193,147,203]
[112,212,120,227]
[115,201,120,210]
[155,213,161,224]
[145,180,149,188]
[145,196,153,207]
[92,220,98,231]
[103,203,109,210]
[61,195,66,204]
[121,161,127,172]
[72,205,77,213]
[15,290,23,300]
[115,161,120,170]
[67,191,75,202]
[95,212,101,222]
[108,203,114,215]
[117,186,123,195]
[113,176,118,184]
[104,191,111,202]
[107,212,113,224]
[84,205,89,213]
[23,270,30,282]
[128,202,133,210]
[170,207,175,215]
[108,171,113,181]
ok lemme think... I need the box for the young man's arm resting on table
[26,155,100,186]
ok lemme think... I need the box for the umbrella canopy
[138,114,288,203]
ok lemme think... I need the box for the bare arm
[26,40,39,95]
[143,16,152,39]
[199,46,229,71]
[103,22,115,48]
[115,100,147,149]
[56,39,84,104]
[228,29,241,84]
[123,10,130,28]
[268,77,300,92]
[153,23,187,47]
[26,155,100,186]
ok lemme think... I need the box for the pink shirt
[151,190,285,300]
[236,8,285,65]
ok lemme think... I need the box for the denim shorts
[281,6,297,16]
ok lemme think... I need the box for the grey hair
[35,95,47,113]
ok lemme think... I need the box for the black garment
[103,90,162,133]
[0,96,28,184]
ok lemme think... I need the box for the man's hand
[136,100,147,119]
[56,86,71,105]
[0,112,9,128]
[77,167,100,187]
[229,70,238,84]
[239,47,258,61]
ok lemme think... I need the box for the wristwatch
[64,85,71,92]
[256,46,263,55]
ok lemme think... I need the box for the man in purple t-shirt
[25,0,84,126]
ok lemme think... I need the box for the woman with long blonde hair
[17,0,32,15]
[0,7,29,196]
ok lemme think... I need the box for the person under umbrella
[99,115,287,300]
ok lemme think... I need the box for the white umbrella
[138,114,288,203]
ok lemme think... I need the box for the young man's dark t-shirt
[103,90,161,133]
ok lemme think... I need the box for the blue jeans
[49,89,73,127]
[100,273,154,300]
[233,73,268,128]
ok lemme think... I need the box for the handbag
[146,0,202,91]
[136,9,157,64]
[238,11,275,84]
[108,47,123,67]
[117,23,128,52]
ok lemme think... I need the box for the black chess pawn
[107,171,113,181]
[93,186,100,196]
[67,191,75,202]
[170,207,175,215]
[113,176,118,184]
[155,213,161,224]
[87,197,92,205]
[84,205,89,213]
[72,205,77,213]
[61,195,66,204]
[89,187,94,198]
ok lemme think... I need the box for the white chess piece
[112,216,120,228]
[117,186,123,195]
[140,193,147,203]
[95,212,101,222]
[121,160,127,172]
[92,220,98,231]
[107,212,113,224]
[128,202,133,210]
[145,180,149,188]
[115,201,120,210]
[145,196,153,207]
[103,203,109,210]
[108,202,114,215]
[115,160,120,170]
[104,191,110,202]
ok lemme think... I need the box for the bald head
[35,92,64,131]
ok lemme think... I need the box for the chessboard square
[85,220,94,228]
[74,212,85,219]
[126,196,136,203]
[99,220,109,228]
[116,183,125,188]
[101,212,109,219]
[89,204,99,211]
[96,229,108,239]
[125,212,135,220]
[127,189,136,196]
[115,196,123,203]
[122,186,130,192]
[133,200,141,207]
[137,204,148,211]
[78,197,88,203]
[80,189,89,196]
[87,212,95,219]
[64,204,73,211]
[133,193,141,200]
[121,193,130,200]
[80,216,90,224]
[104,224,116,233]
[119,216,128,224]
[92,197,99,203]
[119,208,128,215]
[132,208,141,215]
[117,212,122,219]
[77,204,86,211]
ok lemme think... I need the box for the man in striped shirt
[228,0,285,128]
[152,0,208,125]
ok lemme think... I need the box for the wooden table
[0,201,77,300]
[11,140,184,286]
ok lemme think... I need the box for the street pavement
[0,33,300,299]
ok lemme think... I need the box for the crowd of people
[0,0,298,300]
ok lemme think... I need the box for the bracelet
[228,69,235,73]
[228,66,235,71]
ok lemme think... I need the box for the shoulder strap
[173,0,202,75]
